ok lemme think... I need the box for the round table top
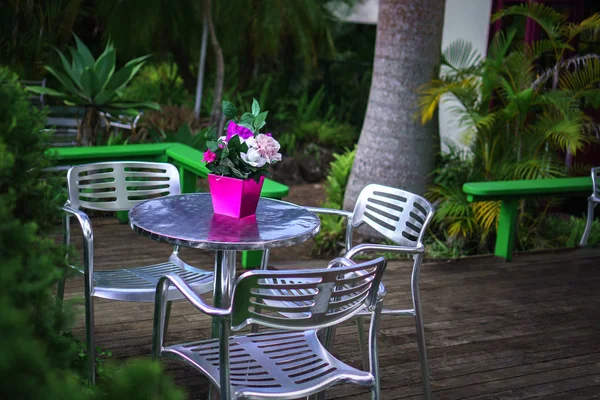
[129,193,321,250]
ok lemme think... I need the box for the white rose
[241,147,267,167]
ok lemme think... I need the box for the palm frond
[473,200,501,233]
[538,110,591,154]
[512,158,566,180]
[559,57,600,92]
[488,29,517,63]
[491,3,566,41]
[442,39,483,72]
[563,13,600,40]
[417,77,480,124]
[518,39,571,61]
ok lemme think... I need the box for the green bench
[47,143,290,268]
[463,177,593,261]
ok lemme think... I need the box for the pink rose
[203,149,217,163]
[254,133,282,164]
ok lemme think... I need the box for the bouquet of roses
[203,99,282,182]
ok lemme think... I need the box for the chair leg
[164,301,173,343]
[414,306,431,400]
[580,200,597,246]
[85,294,96,385]
[355,316,370,371]
[55,212,71,332]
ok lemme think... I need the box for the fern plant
[419,3,600,244]
[312,147,356,256]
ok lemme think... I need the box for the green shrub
[124,62,189,106]
[534,214,600,248]
[312,147,356,256]
[0,66,184,398]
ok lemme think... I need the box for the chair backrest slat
[231,258,387,330]
[351,184,434,248]
[67,161,181,211]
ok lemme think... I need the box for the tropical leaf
[73,33,95,68]
[538,111,591,154]
[94,48,116,88]
[517,39,571,60]
[442,39,482,72]
[109,101,160,110]
[43,66,81,97]
[563,13,600,40]
[25,86,69,98]
[559,58,600,92]
[69,47,85,80]
[473,200,501,233]
[80,67,100,99]
[124,54,152,68]
[94,90,118,105]
[491,3,566,41]
[54,47,82,89]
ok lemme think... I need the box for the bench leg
[242,250,263,269]
[116,210,129,224]
[179,168,197,194]
[495,200,518,262]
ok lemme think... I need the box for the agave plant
[27,35,159,145]
[418,3,600,243]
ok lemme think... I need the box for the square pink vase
[208,174,265,218]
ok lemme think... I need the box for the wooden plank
[52,218,600,399]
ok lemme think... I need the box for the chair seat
[162,330,374,399]
[93,256,213,302]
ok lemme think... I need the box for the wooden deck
[61,217,600,399]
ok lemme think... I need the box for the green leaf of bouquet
[239,122,254,132]
[207,140,219,152]
[222,101,237,119]
[252,98,260,116]
[253,111,268,130]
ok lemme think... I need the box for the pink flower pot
[208,174,265,218]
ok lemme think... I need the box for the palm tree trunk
[343,0,446,211]
[204,0,225,131]
[80,107,99,146]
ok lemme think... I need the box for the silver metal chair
[580,166,599,246]
[260,184,435,399]
[153,257,387,400]
[56,161,214,384]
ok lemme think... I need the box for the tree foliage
[0,66,184,399]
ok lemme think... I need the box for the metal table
[129,193,321,335]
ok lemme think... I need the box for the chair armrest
[156,274,231,318]
[305,206,353,220]
[63,205,93,242]
[62,204,93,275]
[344,243,425,260]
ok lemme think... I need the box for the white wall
[439,0,493,153]
[334,0,493,152]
